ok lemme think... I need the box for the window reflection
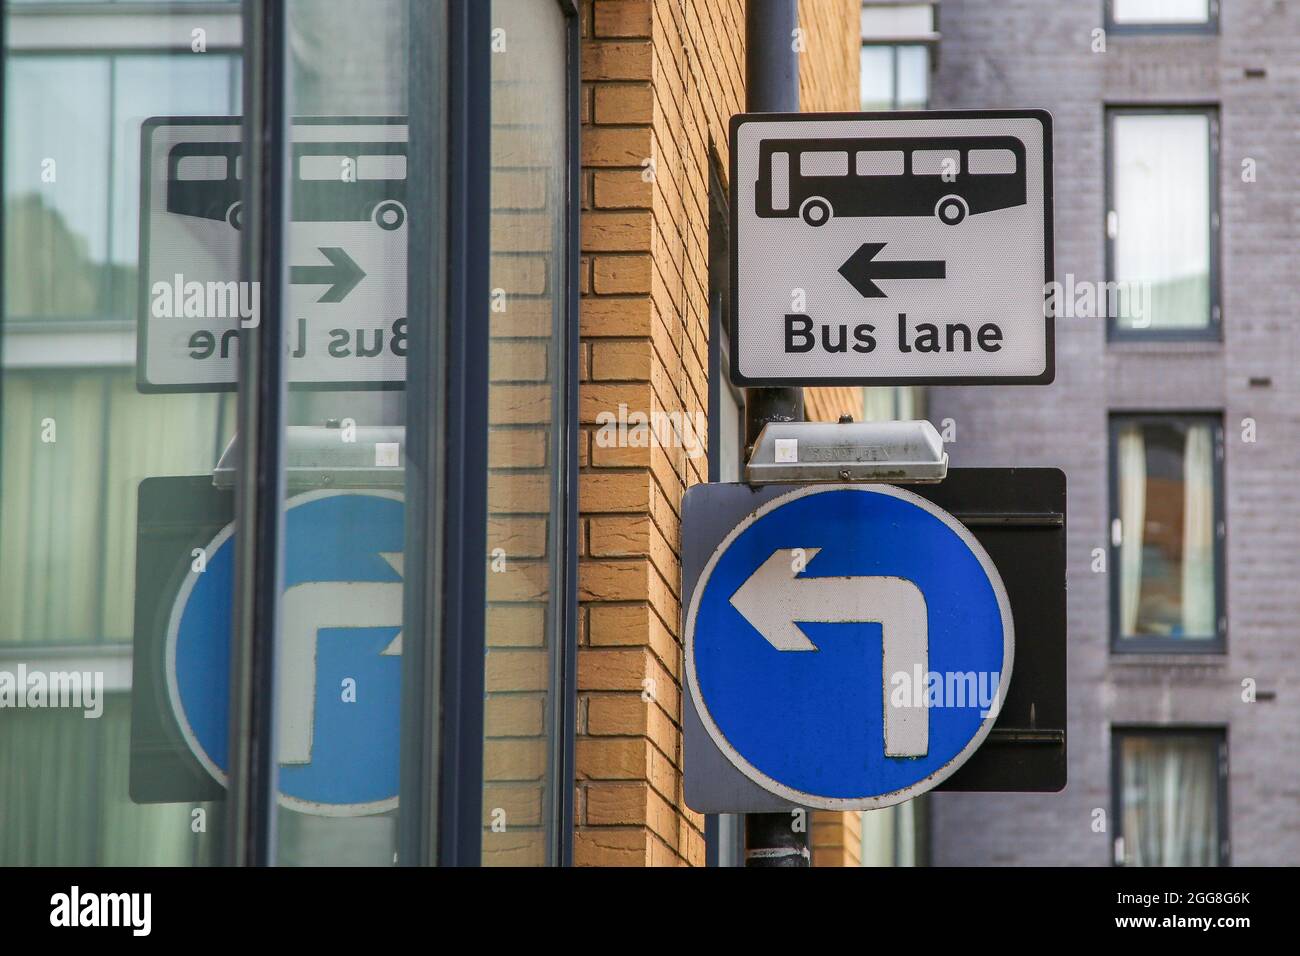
[1,4,237,866]
[483,0,568,867]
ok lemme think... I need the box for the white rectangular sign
[139,118,408,391]
[730,110,1054,386]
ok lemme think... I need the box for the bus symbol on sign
[756,135,1028,228]
[167,140,409,233]
[730,110,1053,388]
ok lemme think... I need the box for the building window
[1109,414,1224,651]
[1106,107,1220,339]
[2,3,240,866]
[860,2,935,111]
[1106,0,1219,34]
[1113,729,1227,866]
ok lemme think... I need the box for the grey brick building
[921,0,1300,865]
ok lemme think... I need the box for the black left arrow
[291,247,366,303]
[838,242,945,298]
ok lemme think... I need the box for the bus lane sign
[729,110,1054,386]
[138,117,408,391]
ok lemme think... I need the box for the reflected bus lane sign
[138,117,408,391]
[729,109,1054,386]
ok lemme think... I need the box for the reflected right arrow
[291,246,366,303]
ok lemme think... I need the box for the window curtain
[1112,114,1211,330]
[0,697,213,864]
[0,369,229,645]
[1122,735,1218,866]
[1181,424,1215,637]
[1118,424,1147,635]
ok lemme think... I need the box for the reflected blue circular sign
[166,489,404,816]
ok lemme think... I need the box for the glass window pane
[1118,733,1221,866]
[1111,113,1212,331]
[860,45,894,110]
[110,54,239,320]
[4,56,111,320]
[861,3,934,36]
[1,2,240,865]
[484,0,568,868]
[1113,0,1211,24]
[895,45,929,109]
[270,0,414,866]
[1115,419,1218,640]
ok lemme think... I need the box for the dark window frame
[1107,411,1226,654]
[554,0,581,869]
[1111,726,1229,866]
[1105,0,1220,36]
[1104,104,1222,342]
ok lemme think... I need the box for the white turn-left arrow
[728,547,929,757]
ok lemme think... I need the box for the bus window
[856,150,905,176]
[176,155,228,181]
[771,152,790,211]
[800,150,849,177]
[913,149,960,176]
[968,148,1017,175]
[358,154,407,181]
[299,154,350,180]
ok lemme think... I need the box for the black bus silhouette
[755,135,1027,227]
[166,140,408,231]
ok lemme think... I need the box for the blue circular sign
[166,489,404,816]
[685,484,1013,809]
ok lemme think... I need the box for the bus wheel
[373,200,406,231]
[800,197,832,227]
[936,196,968,225]
[226,202,242,230]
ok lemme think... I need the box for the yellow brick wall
[576,0,860,866]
